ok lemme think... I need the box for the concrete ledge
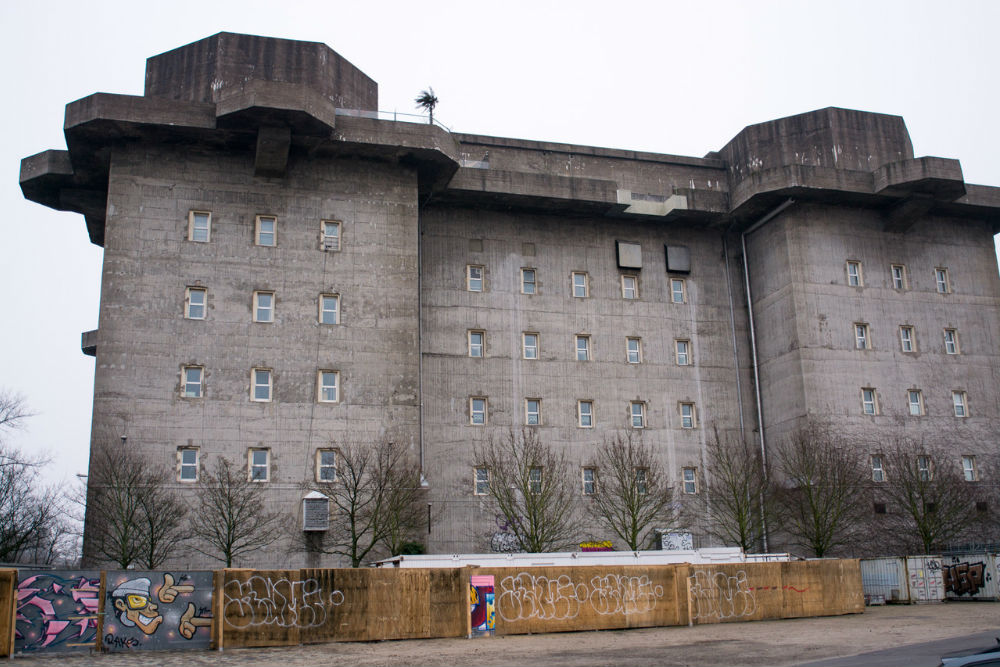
[873,157,965,199]
[65,93,216,132]
[81,329,97,357]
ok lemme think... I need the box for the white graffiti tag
[688,570,757,621]
[223,576,344,629]
[496,572,664,622]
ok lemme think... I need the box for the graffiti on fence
[470,575,495,636]
[102,571,213,651]
[943,561,989,597]
[688,570,757,621]
[15,571,101,653]
[495,572,665,622]
[223,575,344,629]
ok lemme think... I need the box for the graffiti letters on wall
[16,571,101,653]
[688,570,757,621]
[470,574,495,636]
[223,575,344,629]
[943,559,992,597]
[101,571,213,651]
[495,572,665,622]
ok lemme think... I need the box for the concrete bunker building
[20,33,1000,566]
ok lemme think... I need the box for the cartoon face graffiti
[110,578,162,635]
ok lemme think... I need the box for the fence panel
[101,570,213,652]
[14,570,101,654]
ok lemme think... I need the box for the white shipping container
[373,547,750,568]
[860,557,909,603]
[942,553,999,601]
[906,555,945,603]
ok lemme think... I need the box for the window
[917,456,932,481]
[953,391,968,417]
[846,260,863,287]
[630,401,646,428]
[316,449,337,482]
[253,291,274,323]
[679,403,697,429]
[626,337,642,364]
[249,448,269,482]
[521,268,536,294]
[467,265,484,292]
[582,468,596,495]
[575,335,591,361]
[182,366,203,398]
[944,329,960,355]
[321,220,341,251]
[908,390,924,416]
[634,468,648,495]
[525,399,541,426]
[572,272,589,298]
[188,211,211,242]
[578,400,594,428]
[252,368,272,402]
[862,388,879,415]
[622,275,638,299]
[670,278,686,304]
[874,502,887,514]
[900,326,915,352]
[523,333,539,359]
[675,340,691,366]
[468,330,484,358]
[682,467,697,494]
[178,448,198,482]
[318,370,339,403]
[854,323,870,350]
[474,467,490,495]
[255,215,276,246]
[871,455,885,482]
[319,294,340,325]
[962,456,977,482]
[891,264,907,290]
[935,267,950,294]
[470,397,487,425]
[529,467,543,494]
[185,287,207,319]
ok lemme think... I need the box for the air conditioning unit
[302,491,330,531]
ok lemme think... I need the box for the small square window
[255,215,276,247]
[470,397,487,425]
[633,467,648,495]
[321,220,341,251]
[679,402,697,429]
[862,388,879,415]
[854,323,870,350]
[319,294,340,325]
[252,368,272,402]
[185,287,207,320]
[917,455,932,481]
[249,448,269,482]
[953,391,968,418]
[630,401,646,429]
[469,330,485,358]
[626,337,641,364]
[178,448,199,482]
[318,370,339,403]
[944,329,960,355]
[873,502,887,514]
[670,278,686,304]
[525,398,541,426]
[253,291,274,323]
[474,466,490,495]
[871,455,885,482]
[935,267,950,294]
[891,264,907,290]
[962,455,977,481]
[572,272,589,298]
[529,467,543,494]
[846,260,863,287]
[675,339,691,366]
[182,366,204,398]
[188,211,211,242]
[578,400,594,428]
[582,467,597,495]
[467,265,484,292]
[622,275,638,300]
[682,467,698,494]
[521,268,536,295]
[908,390,924,416]
[316,449,337,482]
[575,335,591,361]
[523,333,539,359]
[900,326,915,353]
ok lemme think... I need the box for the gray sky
[3,0,998,486]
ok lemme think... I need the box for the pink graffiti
[16,574,101,651]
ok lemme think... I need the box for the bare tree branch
[703,426,773,552]
[0,390,34,437]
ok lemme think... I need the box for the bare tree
[875,438,986,554]
[301,437,425,567]
[190,456,281,567]
[474,428,577,553]
[703,427,773,552]
[0,390,33,436]
[772,425,871,557]
[586,430,680,550]
[0,444,68,563]
[414,88,438,124]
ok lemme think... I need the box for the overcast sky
[3,0,998,486]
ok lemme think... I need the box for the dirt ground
[12,602,1000,666]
